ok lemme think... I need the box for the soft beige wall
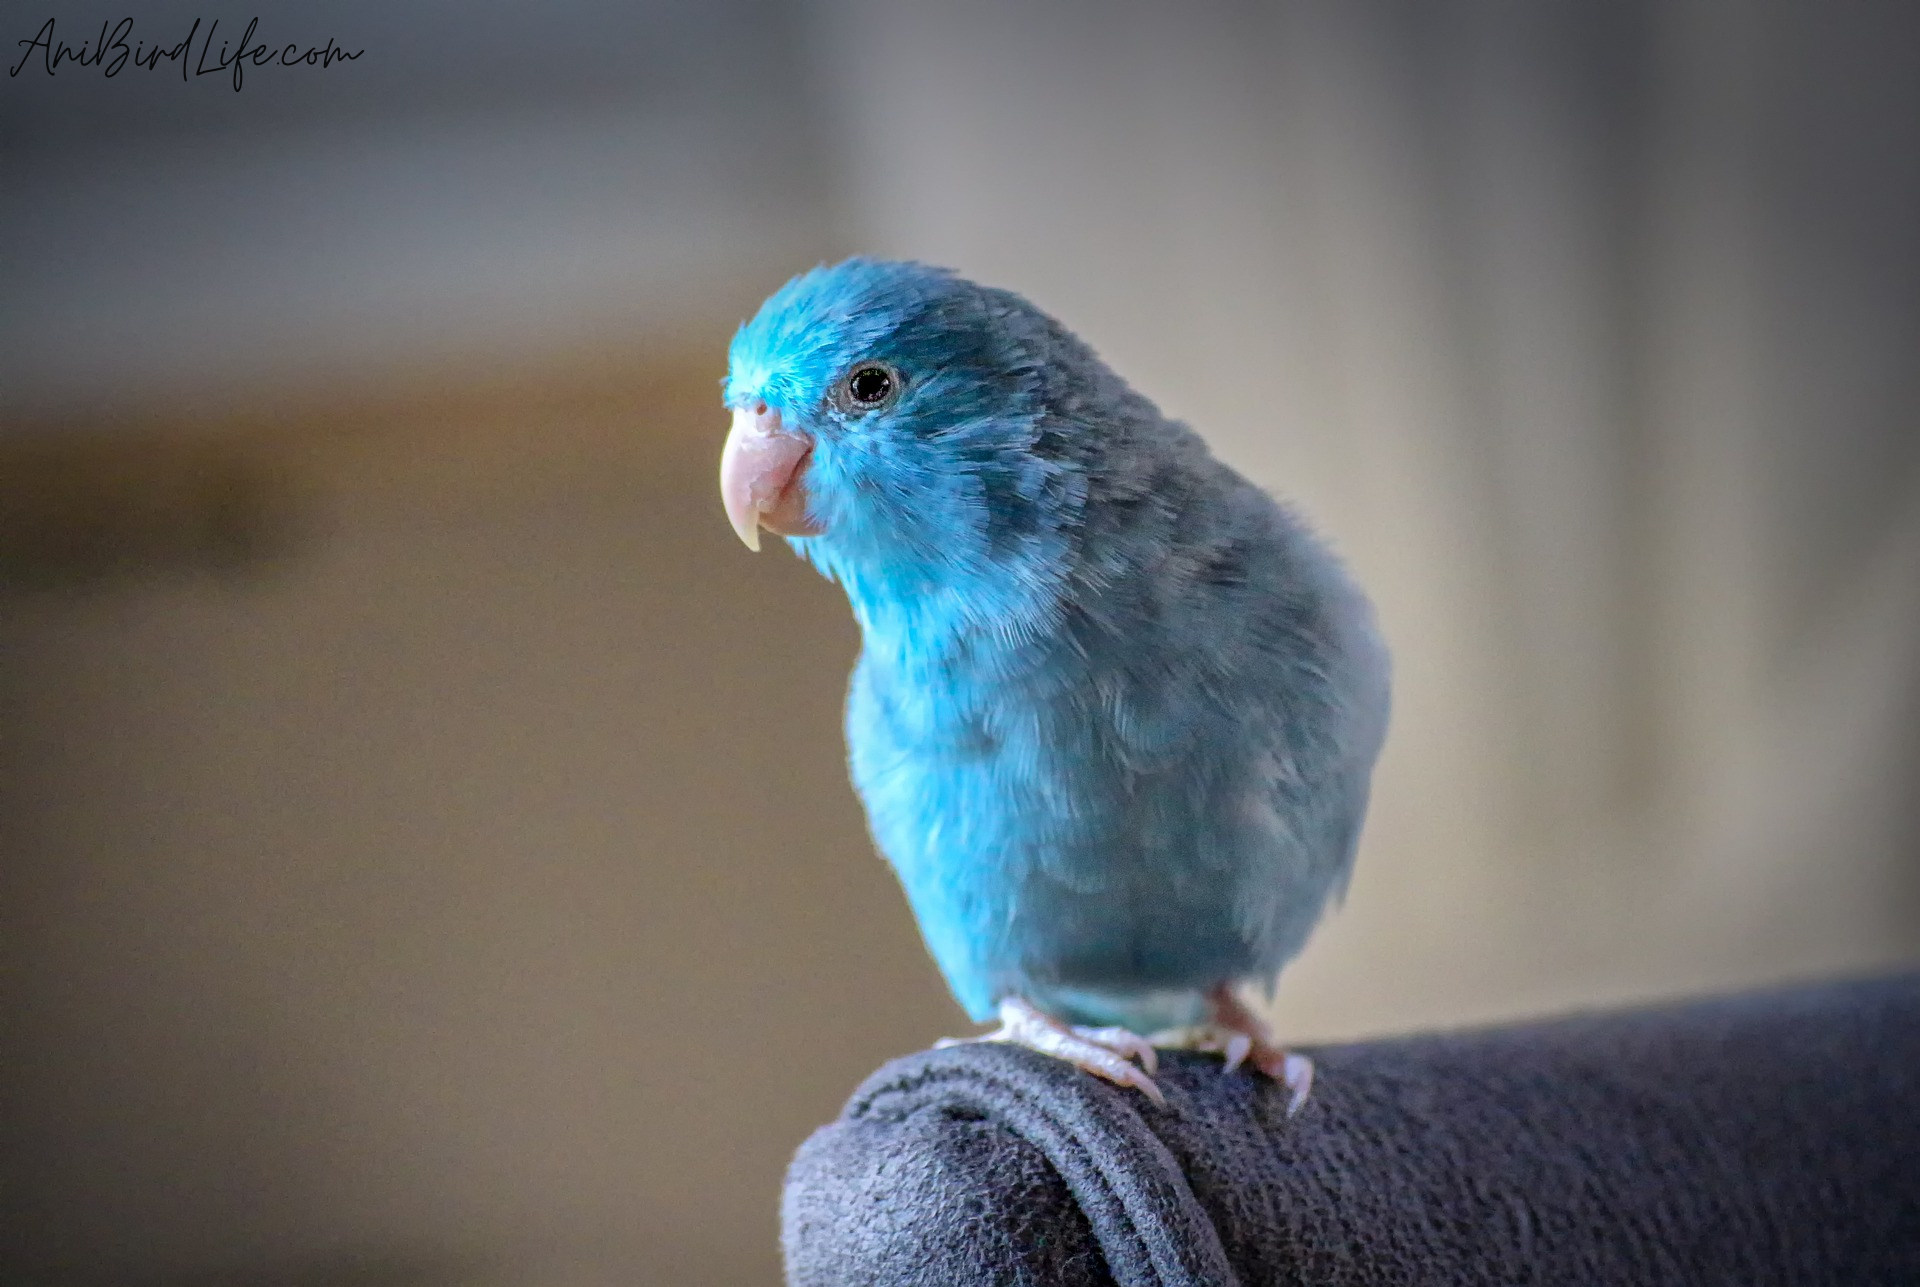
[1,400,954,1285]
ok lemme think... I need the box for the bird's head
[721,258,1094,638]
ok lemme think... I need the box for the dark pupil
[848,367,892,405]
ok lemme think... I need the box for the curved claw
[1271,1051,1314,1116]
[1185,984,1317,1116]
[939,998,1167,1107]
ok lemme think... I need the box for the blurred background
[3,0,1916,1282]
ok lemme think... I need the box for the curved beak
[719,402,822,551]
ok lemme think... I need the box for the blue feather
[727,258,1390,1032]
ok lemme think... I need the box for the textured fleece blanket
[782,973,1920,1285]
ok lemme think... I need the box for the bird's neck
[814,539,1064,681]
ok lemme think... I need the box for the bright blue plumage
[725,258,1390,1042]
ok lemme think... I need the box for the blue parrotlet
[720,259,1390,1109]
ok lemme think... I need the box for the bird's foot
[1167,985,1313,1115]
[936,996,1165,1106]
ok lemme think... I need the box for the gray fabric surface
[782,974,1920,1285]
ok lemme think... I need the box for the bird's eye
[841,364,897,411]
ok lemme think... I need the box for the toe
[1067,1041,1164,1101]
[1102,1027,1161,1074]
[988,1008,1168,1106]
[1040,1029,1166,1105]
[1067,1024,1160,1075]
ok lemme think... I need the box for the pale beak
[719,402,822,551]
